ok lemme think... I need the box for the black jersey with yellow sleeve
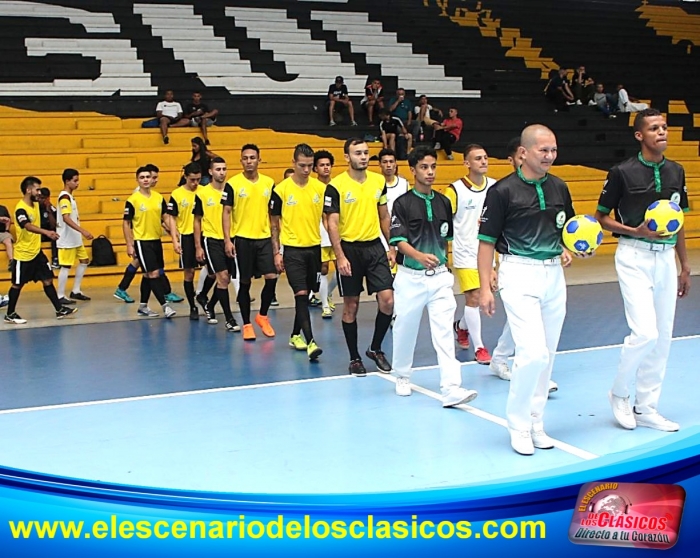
[193,184,225,240]
[269,177,326,248]
[124,190,168,241]
[221,173,275,239]
[167,186,200,235]
[323,170,387,242]
[14,199,42,261]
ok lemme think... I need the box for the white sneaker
[576,100,582,105]
[137,305,159,317]
[609,391,636,429]
[531,425,555,449]
[509,429,534,455]
[634,409,679,432]
[489,360,511,380]
[442,387,478,408]
[434,142,441,150]
[549,380,558,393]
[395,376,412,397]
[163,304,177,319]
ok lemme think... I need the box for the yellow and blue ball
[562,215,604,254]
[645,199,684,236]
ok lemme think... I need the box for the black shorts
[235,237,276,282]
[337,239,393,297]
[179,233,197,270]
[11,251,53,285]
[135,239,164,273]
[283,246,321,294]
[203,237,237,278]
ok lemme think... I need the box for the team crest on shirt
[390,214,400,229]
[464,197,478,210]
[313,193,321,204]
[286,195,297,206]
[344,191,356,203]
[206,197,216,206]
[671,192,681,204]
[239,188,247,198]
[139,203,147,212]
[556,211,566,229]
[440,222,449,237]
[180,199,190,208]
[263,188,271,198]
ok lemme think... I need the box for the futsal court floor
[0,273,699,495]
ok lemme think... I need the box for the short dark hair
[21,176,41,194]
[210,156,226,167]
[314,150,334,168]
[408,147,438,168]
[293,143,314,161]
[62,168,79,183]
[378,148,396,162]
[506,137,521,158]
[463,143,485,157]
[183,162,202,176]
[40,187,50,197]
[343,137,366,154]
[241,143,260,155]
[378,108,390,117]
[136,166,151,177]
[633,108,663,132]
[283,168,294,178]
[145,163,160,173]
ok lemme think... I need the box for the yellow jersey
[222,173,275,239]
[167,186,200,235]
[269,177,326,248]
[194,184,225,240]
[124,190,167,241]
[13,199,42,261]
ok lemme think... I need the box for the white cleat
[609,391,636,430]
[531,425,555,449]
[489,360,511,380]
[509,429,534,455]
[442,387,478,408]
[634,410,679,432]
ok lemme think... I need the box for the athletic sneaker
[70,292,91,301]
[269,296,279,307]
[204,306,218,324]
[321,308,333,319]
[509,429,534,456]
[489,360,511,380]
[114,288,134,303]
[549,380,559,393]
[475,347,492,365]
[395,376,411,396]
[289,334,307,350]
[327,297,335,311]
[348,359,367,377]
[609,391,636,430]
[634,409,679,432]
[189,308,199,321]
[442,387,478,408]
[531,425,555,449]
[365,348,391,373]
[165,292,184,303]
[4,312,27,324]
[255,314,275,337]
[453,321,469,349]
[196,293,209,310]
[309,295,322,307]
[0,295,8,309]
[56,306,78,319]
[307,340,322,361]
[163,304,176,319]
[225,318,241,332]
[137,306,159,317]
[242,323,256,341]
[58,297,75,306]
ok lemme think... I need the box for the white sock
[57,267,69,298]
[72,263,88,294]
[319,274,329,310]
[328,270,337,297]
[196,269,207,294]
[462,306,483,349]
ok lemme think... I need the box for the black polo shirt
[389,189,453,270]
[328,84,348,98]
[597,153,689,246]
[478,169,575,260]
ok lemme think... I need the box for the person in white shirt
[414,95,443,142]
[378,148,410,267]
[156,90,190,145]
[314,150,338,318]
[616,85,649,113]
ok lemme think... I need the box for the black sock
[7,286,21,315]
[206,288,219,311]
[294,294,313,343]
[150,276,166,306]
[238,282,252,324]
[217,287,234,321]
[371,310,393,352]
[201,275,216,298]
[342,320,361,361]
[139,276,151,304]
[43,283,61,310]
[184,280,196,310]
[161,271,172,295]
[259,278,277,316]
[118,264,137,291]
[292,313,301,336]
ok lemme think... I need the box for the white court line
[374,374,599,461]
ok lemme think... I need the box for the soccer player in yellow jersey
[325,138,395,376]
[193,157,240,332]
[4,176,77,324]
[123,166,179,318]
[313,150,338,319]
[167,162,202,320]
[269,143,325,361]
[222,144,278,340]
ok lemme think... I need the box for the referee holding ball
[478,124,575,455]
[595,108,691,432]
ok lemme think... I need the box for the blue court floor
[0,282,698,494]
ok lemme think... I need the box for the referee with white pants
[595,108,691,432]
[478,125,575,455]
[391,147,478,407]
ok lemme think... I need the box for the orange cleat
[255,313,276,337]
[242,323,256,341]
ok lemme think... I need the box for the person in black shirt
[595,108,691,433]
[327,76,357,127]
[478,124,575,456]
[390,146,478,407]
[545,68,575,112]
[36,187,58,268]
[184,91,219,145]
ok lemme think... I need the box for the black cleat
[189,307,199,321]
[58,297,75,305]
[225,318,241,332]
[56,306,78,319]
[349,359,367,377]
[366,348,392,373]
[70,292,91,301]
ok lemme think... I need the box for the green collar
[516,166,548,210]
[412,188,435,221]
[637,152,665,192]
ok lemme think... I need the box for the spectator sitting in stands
[616,84,649,113]
[156,90,190,145]
[361,79,384,125]
[0,203,14,270]
[379,109,413,156]
[327,76,357,126]
[572,65,595,105]
[179,137,218,186]
[545,68,575,112]
[431,107,463,160]
[388,88,420,140]
[184,91,218,146]
[593,84,618,119]
[36,187,58,268]
[414,95,443,141]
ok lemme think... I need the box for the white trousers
[392,267,462,397]
[499,256,567,431]
[612,240,677,414]
[491,320,515,365]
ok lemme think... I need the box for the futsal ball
[562,215,604,254]
[645,199,684,236]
